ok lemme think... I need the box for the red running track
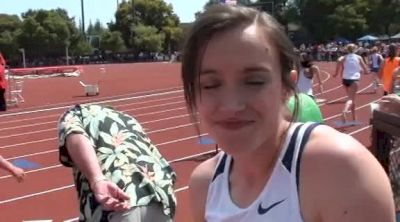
[0,62,383,222]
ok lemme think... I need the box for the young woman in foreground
[182,5,395,222]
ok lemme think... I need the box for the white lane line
[349,125,372,136]
[0,95,184,128]
[135,106,187,117]
[147,123,197,134]
[319,83,373,107]
[0,119,199,150]
[0,184,189,205]
[323,98,380,121]
[0,164,62,180]
[1,133,210,180]
[0,89,183,118]
[141,114,190,124]
[0,145,212,204]
[0,185,75,204]
[1,138,56,149]
[0,129,56,139]
[0,86,183,116]
[314,84,342,96]
[0,101,187,139]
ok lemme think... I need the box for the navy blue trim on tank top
[296,123,320,191]
[212,154,228,182]
[282,124,304,172]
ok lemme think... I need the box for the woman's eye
[200,82,220,89]
[246,81,265,85]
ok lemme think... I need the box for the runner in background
[391,66,400,96]
[296,52,323,99]
[288,54,324,123]
[334,43,369,125]
[369,46,384,92]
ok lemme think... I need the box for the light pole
[81,0,85,36]
[65,40,70,65]
[18,48,26,68]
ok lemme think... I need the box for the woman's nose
[217,90,246,114]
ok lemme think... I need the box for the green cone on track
[287,93,324,123]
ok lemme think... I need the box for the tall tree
[114,0,183,53]
[292,0,371,42]
[100,31,126,52]
[132,24,165,53]
[87,19,106,36]
[0,14,21,58]
[17,9,87,57]
[366,0,400,35]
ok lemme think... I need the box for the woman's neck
[230,120,291,179]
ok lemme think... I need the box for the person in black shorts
[334,44,369,124]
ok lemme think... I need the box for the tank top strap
[281,122,320,190]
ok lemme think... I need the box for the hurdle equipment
[6,69,25,107]
[79,81,99,96]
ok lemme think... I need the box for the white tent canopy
[391,33,400,39]
[357,35,378,41]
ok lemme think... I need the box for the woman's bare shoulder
[190,153,221,186]
[300,125,395,222]
[188,153,222,222]
[304,124,374,164]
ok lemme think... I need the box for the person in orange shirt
[379,44,400,95]
[0,52,7,111]
[391,66,400,95]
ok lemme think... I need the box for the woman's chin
[218,142,257,156]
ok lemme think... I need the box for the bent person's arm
[66,133,130,211]
[66,134,104,186]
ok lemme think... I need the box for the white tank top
[370,53,383,69]
[297,68,313,96]
[343,53,361,80]
[205,122,319,222]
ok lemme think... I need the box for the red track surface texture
[0,62,382,222]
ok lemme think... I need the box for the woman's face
[196,24,288,155]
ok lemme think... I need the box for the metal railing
[371,110,400,211]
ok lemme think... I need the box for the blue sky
[1,0,208,26]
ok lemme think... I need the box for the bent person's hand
[92,180,131,212]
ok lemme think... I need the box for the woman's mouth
[215,120,254,130]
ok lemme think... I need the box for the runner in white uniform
[297,68,313,96]
[206,123,317,222]
[334,44,369,124]
[342,53,362,81]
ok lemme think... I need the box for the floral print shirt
[58,104,176,222]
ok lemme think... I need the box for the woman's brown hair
[181,4,299,124]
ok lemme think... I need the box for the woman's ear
[290,69,298,83]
